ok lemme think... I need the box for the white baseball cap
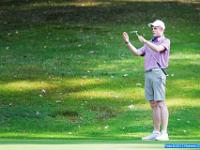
[148,20,165,30]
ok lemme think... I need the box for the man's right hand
[122,32,129,43]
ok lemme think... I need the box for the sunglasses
[152,27,159,30]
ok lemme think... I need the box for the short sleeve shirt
[137,36,170,71]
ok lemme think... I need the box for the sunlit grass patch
[62,77,107,88]
[68,90,127,100]
[169,79,199,91]
[170,53,200,60]
[30,1,112,8]
[0,77,107,92]
[9,0,200,11]
[0,132,83,139]
[167,79,200,99]
[111,0,200,3]
[0,80,57,92]
[167,98,200,107]
[66,87,144,102]
[11,1,114,11]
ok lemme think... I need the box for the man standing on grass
[122,20,170,141]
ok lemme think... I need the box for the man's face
[152,26,164,37]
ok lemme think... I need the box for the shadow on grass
[0,0,200,31]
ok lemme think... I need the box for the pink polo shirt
[137,36,170,71]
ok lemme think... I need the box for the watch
[125,41,130,45]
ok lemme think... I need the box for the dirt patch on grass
[49,110,79,122]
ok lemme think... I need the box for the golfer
[122,20,170,141]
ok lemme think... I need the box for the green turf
[0,141,199,150]
[0,0,200,141]
[0,144,172,150]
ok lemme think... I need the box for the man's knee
[158,101,167,108]
[150,101,159,109]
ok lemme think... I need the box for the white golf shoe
[155,132,169,141]
[142,130,161,141]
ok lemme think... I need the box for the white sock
[153,130,160,134]
[161,130,167,134]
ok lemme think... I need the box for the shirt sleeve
[160,39,170,51]
[137,45,146,56]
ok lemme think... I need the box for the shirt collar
[151,36,165,42]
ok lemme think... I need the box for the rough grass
[0,0,199,141]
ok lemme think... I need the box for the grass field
[0,0,200,142]
[0,139,200,150]
[0,143,198,150]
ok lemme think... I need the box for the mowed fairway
[0,144,170,150]
[0,0,200,143]
[0,140,200,150]
[0,139,200,150]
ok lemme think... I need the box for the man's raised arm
[122,32,141,56]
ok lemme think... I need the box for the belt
[145,68,167,73]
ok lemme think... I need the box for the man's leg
[158,101,169,133]
[150,100,161,132]
[155,101,169,141]
[151,69,169,141]
[142,100,161,140]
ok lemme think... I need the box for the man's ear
[159,27,164,32]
